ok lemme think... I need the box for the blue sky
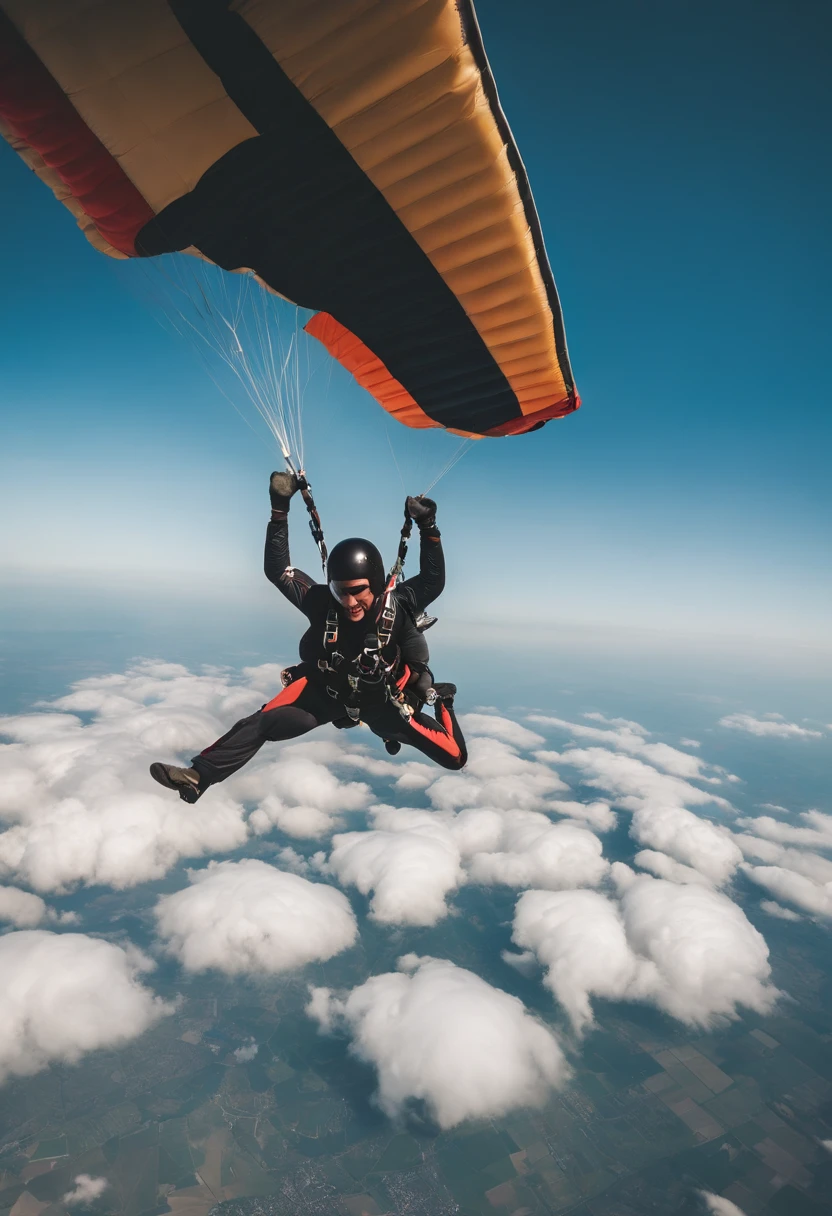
[1,0,829,672]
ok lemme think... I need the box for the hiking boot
[384,739,402,756]
[150,762,203,804]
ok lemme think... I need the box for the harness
[315,587,414,723]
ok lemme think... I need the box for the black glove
[406,495,437,529]
[270,471,299,513]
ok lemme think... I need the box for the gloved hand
[270,470,300,513]
[406,495,437,529]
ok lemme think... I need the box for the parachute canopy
[0,0,579,439]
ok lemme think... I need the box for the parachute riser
[298,476,327,574]
[283,454,328,574]
[372,502,413,635]
[385,502,413,590]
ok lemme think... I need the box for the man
[150,473,467,803]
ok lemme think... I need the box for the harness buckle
[318,652,344,676]
[387,683,414,720]
[376,593,397,648]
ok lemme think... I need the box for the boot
[150,763,203,804]
[431,683,457,706]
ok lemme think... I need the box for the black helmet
[327,538,386,598]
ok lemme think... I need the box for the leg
[366,688,467,771]
[151,677,335,800]
[194,677,337,785]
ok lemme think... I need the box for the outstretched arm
[263,472,317,612]
[397,497,445,613]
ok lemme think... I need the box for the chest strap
[317,597,401,716]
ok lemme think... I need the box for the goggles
[329,580,373,602]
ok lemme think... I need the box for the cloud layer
[0,662,256,891]
[0,662,398,892]
[734,809,832,918]
[3,661,810,1124]
[718,713,822,739]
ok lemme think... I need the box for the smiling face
[329,579,376,623]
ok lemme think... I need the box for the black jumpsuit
[191,517,467,787]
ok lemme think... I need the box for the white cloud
[741,865,832,918]
[735,810,832,850]
[630,806,742,885]
[323,804,608,924]
[546,799,616,832]
[154,859,358,973]
[759,900,802,922]
[513,872,778,1035]
[0,884,51,927]
[0,788,249,894]
[458,714,545,750]
[718,713,822,739]
[733,823,832,920]
[443,805,505,855]
[237,756,372,839]
[555,748,733,816]
[528,715,723,782]
[228,738,374,839]
[63,1175,109,1207]
[613,871,778,1025]
[0,661,402,888]
[821,1139,832,1154]
[233,1040,259,1062]
[426,736,567,814]
[325,813,464,926]
[242,736,434,792]
[732,835,832,883]
[633,851,714,886]
[699,1190,747,1216]
[466,812,609,892]
[0,661,258,892]
[307,955,569,1128]
[0,931,170,1084]
[501,949,539,977]
[680,738,701,748]
[512,888,644,1035]
[583,713,648,733]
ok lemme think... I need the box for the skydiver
[150,474,467,803]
